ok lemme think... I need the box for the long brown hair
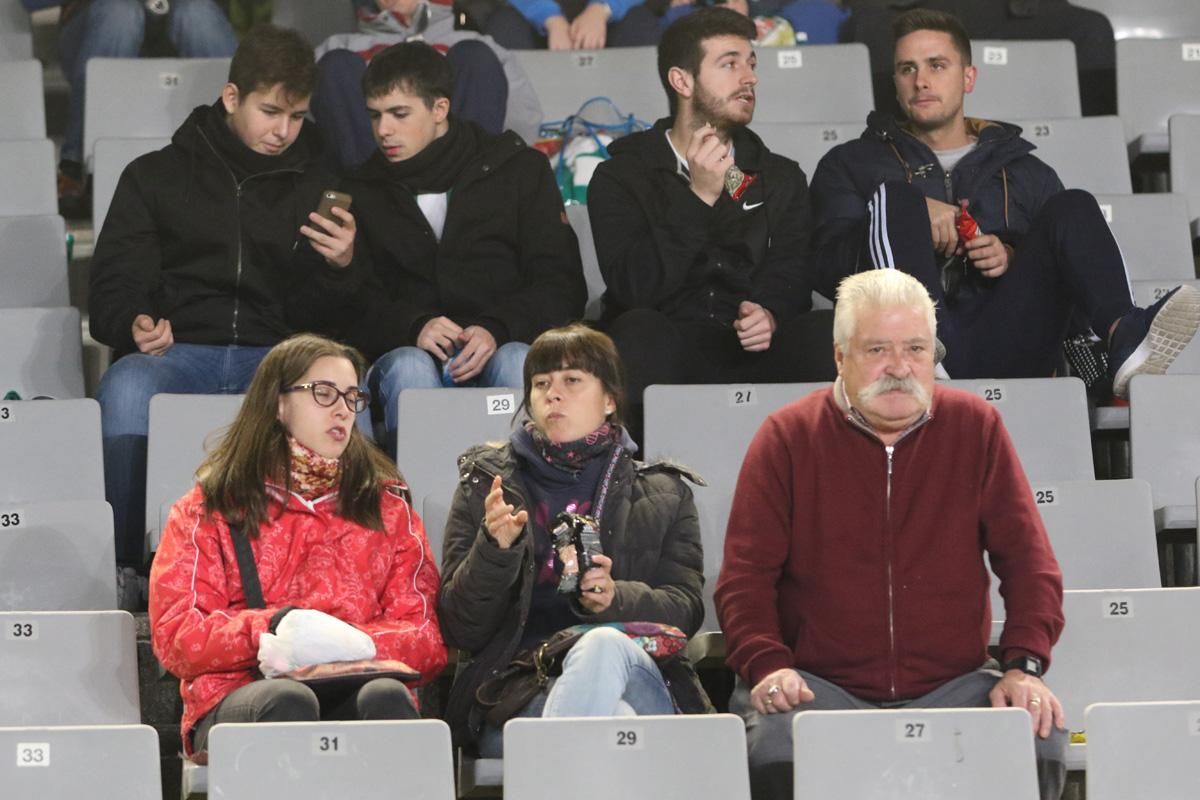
[197,334,402,535]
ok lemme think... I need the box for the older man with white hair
[714,269,1068,800]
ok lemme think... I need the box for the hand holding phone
[302,190,356,268]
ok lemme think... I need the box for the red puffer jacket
[150,483,448,754]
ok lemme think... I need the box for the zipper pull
[885,445,895,477]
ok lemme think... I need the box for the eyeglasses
[283,381,369,413]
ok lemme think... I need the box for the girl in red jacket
[150,333,448,756]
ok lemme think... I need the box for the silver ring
[767,685,781,696]
[1029,698,1042,705]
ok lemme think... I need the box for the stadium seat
[207,720,454,800]
[1129,374,1200,530]
[944,378,1094,482]
[0,32,33,61]
[83,57,230,167]
[421,494,450,569]
[1072,0,1200,40]
[92,137,170,234]
[967,40,1081,120]
[0,138,56,216]
[0,399,103,504]
[1117,38,1200,155]
[0,610,140,725]
[1010,116,1130,194]
[145,393,243,554]
[565,204,604,320]
[0,59,44,138]
[0,500,116,611]
[751,43,873,124]
[0,307,85,399]
[0,724,160,799]
[514,47,661,125]
[0,214,70,308]
[504,715,751,799]
[1092,193,1195,281]
[1085,700,1200,799]
[643,382,829,630]
[0,3,29,33]
[793,708,1038,799]
[988,479,1160,629]
[1168,113,1200,236]
[271,0,359,47]
[393,387,520,512]
[752,121,863,179]
[1051,587,1200,768]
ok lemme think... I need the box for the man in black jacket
[89,26,357,604]
[810,9,1200,396]
[339,42,585,453]
[587,8,834,437]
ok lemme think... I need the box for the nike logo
[743,201,764,211]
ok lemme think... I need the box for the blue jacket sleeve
[509,0,564,31]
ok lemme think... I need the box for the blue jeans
[477,627,675,757]
[365,342,528,452]
[58,0,236,165]
[96,343,269,566]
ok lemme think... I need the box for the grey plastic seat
[988,479,1159,629]
[0,724,160,799]
[1085,701,1200,799]
[504,715,750,799]
[0,32,33,61]
[1092,193,1194,282]
[0,214,69,307]
[1168,113,1200,234]
[1129,374,1200,529]
[421,494,450,569]
[0,3,30,33]
[1072,0,1200,39]
[967,40,1080,121]
[0,138,56,216]
[1117,38,1200,155]
[0,610,140,725]
[0,399,103,504]
[272,0,359,47]
[0,307,85,399]
[1051,587,1200,768]
[793,708,1038,799]
[0,500,116,611]
[515,47,661,124]
[0,59,44,138]
[1009,116,1130,194]
[751,43,872,124]
[145,393,243,554]
[83,57,230,167]
[207,720,454,800]
[394,387,520,513]
[944,378,1094,482]
[643,382,830,630]
[753,121,863,179]
[92,137,170,234]
[565,204,604,320]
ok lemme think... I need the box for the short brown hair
[197,334,402,535]
[521,324,627,428]
[892,9,972,66]
[658,7,757,117]
[227,25,317,103]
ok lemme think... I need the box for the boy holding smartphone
[88,25,359,608]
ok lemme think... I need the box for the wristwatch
[1002,655,1043,677]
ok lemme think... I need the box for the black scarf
[378,116,481,194]
[200,101,308,181]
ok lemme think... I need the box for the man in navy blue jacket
[809,8,1199,397]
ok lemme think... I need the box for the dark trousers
[191,677,418,752]
[606,308,836,442]
[730,668,1067,800]
[865,181,1133,379]
[484,3,661,50]
[313,41,509,171]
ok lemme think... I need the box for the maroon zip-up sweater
[715,384,1064,701]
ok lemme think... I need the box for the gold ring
[591,586,603,594]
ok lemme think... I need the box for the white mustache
[858,374,930,407]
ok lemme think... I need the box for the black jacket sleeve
[747,160,814,322]
[808,147,875,299]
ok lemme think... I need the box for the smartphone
[315,190,353,224]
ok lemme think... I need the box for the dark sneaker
[1110,285,1200,398]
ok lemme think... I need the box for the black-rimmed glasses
[283,381,369,413]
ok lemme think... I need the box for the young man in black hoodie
[89,25,357,606]
[587,8,834,437]
[340,42,584,454]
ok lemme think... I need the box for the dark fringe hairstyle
[520,324,627,428]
